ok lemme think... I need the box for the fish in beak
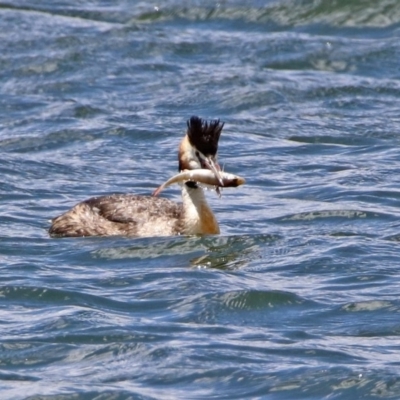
[153,169,245,197]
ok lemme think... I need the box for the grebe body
[49,185,219,237]
[49,116,243,238]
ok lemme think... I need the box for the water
[2,0,400,398]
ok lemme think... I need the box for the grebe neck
[181,182,220,235]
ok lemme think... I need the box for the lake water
[2,1,400,399]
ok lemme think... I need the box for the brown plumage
[49,195,183,237]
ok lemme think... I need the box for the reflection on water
[91,234,280,271]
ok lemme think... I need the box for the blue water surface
[2,0,400,399]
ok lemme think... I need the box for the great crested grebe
[49,116,245,238]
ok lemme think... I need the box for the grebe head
[178,116,224,184]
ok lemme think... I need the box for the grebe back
[49,116,243,238]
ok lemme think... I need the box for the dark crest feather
[186,116,224,156]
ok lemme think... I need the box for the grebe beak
[203,156,224,186]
